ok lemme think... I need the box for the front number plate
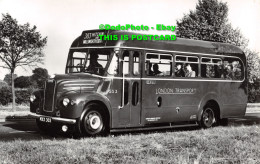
[39,117,52,123]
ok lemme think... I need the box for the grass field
[0,125,259,163]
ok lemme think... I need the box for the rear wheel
[200,107,216,128]
[80,103,108,137]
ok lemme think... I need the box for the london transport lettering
[155,88,197,94]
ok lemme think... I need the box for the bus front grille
[43,80,56,112]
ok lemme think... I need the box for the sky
[0,0,260,80]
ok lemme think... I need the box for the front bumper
[29,113,77,124]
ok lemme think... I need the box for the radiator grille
[43,80,56,112]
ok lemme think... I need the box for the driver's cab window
[71,52,85,73]
[67,49,113,75]
[85,50,108,75]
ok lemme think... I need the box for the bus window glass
[176,56,186,62]
[123,51,130,75]
[107,53,119,75]
[133,51,140,75]
[184,63,198,77]
[71,52,86,72]
[175,62,185,77]
[124,81,129,105]
[66,49,113,75]
[175,55,198,78]
[223,58,243,80]
[132,82,139,106]
[201,58,211,63]
[188,57,198,62]
[201,58,223,78]
[146,53,172,76]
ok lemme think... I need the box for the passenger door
[116,50,142,127]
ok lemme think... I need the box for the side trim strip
[110,123,198,133]
[67,73,244,83]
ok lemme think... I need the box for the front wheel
[200,107,216,128]
[80,103,108,137]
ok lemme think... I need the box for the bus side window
[133,51,140,75]
[124,81,129,105]
[223,58,243,80]
[206,64,215,78]
[146,54,158,76]
[175,62,185,77]
[145,61,154,76]
[175,55,198,78]
[122,51,130,75]
[184,63,197,77]
[145,53,172,76]
[201,58,223,78]
[159,55,172,76]
[214,60,224,78]
[181,56,199,78]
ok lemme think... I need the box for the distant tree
[246,50,260,102]
[31,67,49,88]
[14,76,32,88]
[0,13,47,108]
[0,80,8,89]
[176,0,248,49]
[246,50,260,80]
[3,73,17,86]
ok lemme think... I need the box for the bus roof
[71,30,245,58]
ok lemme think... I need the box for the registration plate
[39,117,52,123]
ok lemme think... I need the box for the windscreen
[66,49,113,75]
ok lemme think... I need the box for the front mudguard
[58,92,112,120]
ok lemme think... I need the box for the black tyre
[80,103,108,137]
[200,107,216,128]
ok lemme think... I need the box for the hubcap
[203,108,214,127]
[84,111,103,133]
[89,115,101,130]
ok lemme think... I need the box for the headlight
[30,95,36,102]
[62,98,70,107]
[50,74,56,78]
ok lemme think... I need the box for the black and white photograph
[0,0,260,163]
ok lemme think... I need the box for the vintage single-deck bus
[30,30,247,136]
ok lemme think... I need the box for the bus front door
[116,50,142,128]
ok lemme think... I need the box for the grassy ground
[0,125,259,163]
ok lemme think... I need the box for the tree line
[0,68,49,105]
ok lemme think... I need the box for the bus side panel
[142,79,202,125]
[221,82,247,117]
[105,78,131,128]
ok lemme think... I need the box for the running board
[110,123,199,133]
